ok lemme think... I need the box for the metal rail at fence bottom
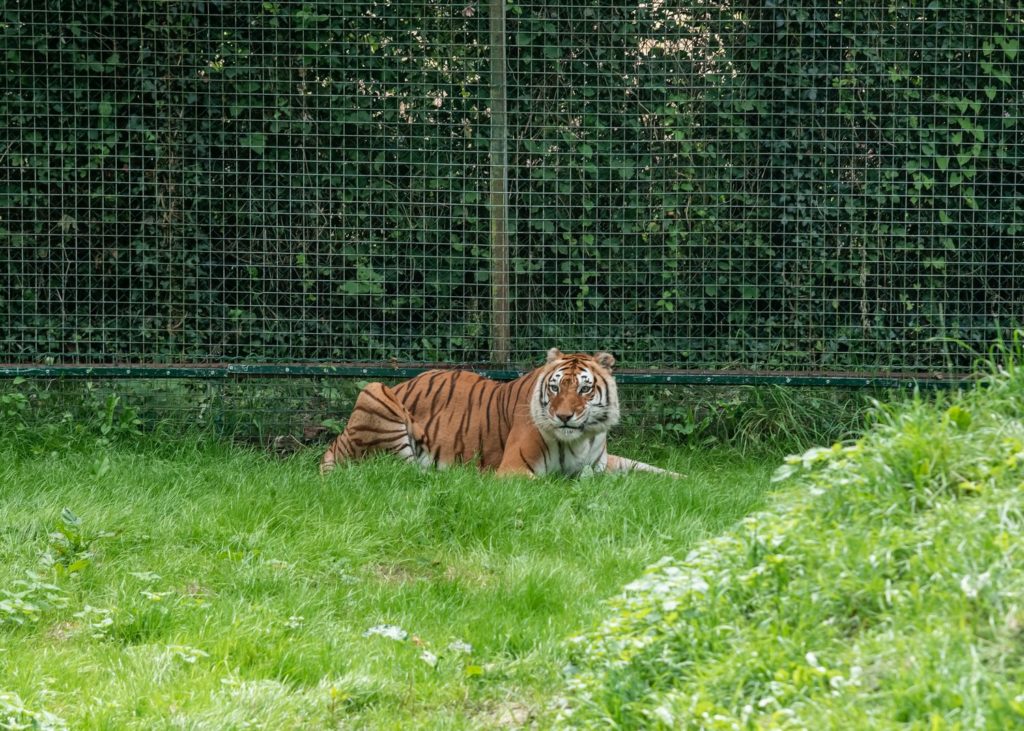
[0,364,969,389]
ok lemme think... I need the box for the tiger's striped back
[390,368,541,469]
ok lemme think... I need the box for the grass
[559,349,1024,728]
[628,384,882,456]
[0,436,771,729]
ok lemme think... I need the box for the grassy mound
[559,350,1024,729]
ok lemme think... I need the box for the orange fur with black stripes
[321,348,680,478]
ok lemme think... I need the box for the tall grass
[626,384,881,456]
[0,436,771,729]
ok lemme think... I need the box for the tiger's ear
[594,351,616,370]
[546,347,563,364]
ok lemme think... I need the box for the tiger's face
[531,348,620,442]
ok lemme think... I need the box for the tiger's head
[530,348,620,442]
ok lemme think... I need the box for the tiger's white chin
[549,425,587,442]
[543,419,609,442]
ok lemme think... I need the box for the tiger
[320,348,680,478]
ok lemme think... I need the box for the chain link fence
[3,1,1022,390]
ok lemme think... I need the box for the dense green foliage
[559,339,1024,728]
[3,1,1022,370]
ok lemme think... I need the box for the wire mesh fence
[3,1,1023,384]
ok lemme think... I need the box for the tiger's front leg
[494,423,544,477]
[320,382,430,474]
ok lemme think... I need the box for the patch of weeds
[0,572,67,627]
[0,691,68,731]
[0,380,144,457]
[41,508,117,577]
[72,604,115,639]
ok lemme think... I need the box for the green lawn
[0,440,772,729]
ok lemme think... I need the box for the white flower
[363,624,408,641]
[447,639,473,654]
[651,705,674,725]
[960,572,990,599]
[419,650,439,667]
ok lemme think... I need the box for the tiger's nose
[557,413,573,424]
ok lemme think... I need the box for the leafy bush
[0,378,142,456]
[558,335,1024,728]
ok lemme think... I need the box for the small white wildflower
[363,624,408,641]
[419,650,439,668]
[960,572,991,599]
[447,639,473,654]
[652,705,674,726]
[285,615,304,630]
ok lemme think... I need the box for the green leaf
[60,508,82,528]
[67,558,91,574]
[240,133,267,155]
[945,405,971,431]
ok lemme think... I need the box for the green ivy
[2,1,1021,372]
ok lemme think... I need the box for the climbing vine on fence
[2,1,1021,373]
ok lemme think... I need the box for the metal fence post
[488,0,511,365]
